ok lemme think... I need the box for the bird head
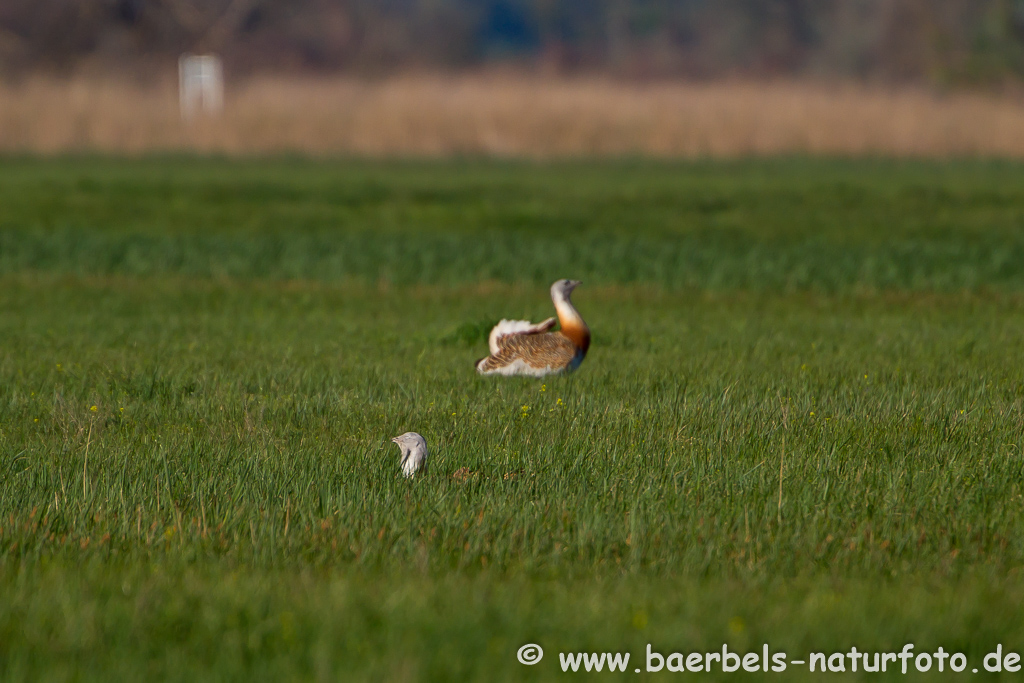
[550,278,581,301]
[391,432,427,450]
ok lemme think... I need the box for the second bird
[391,432,429,478]
[476,279,590,377]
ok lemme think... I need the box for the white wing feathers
[487,317,557,355]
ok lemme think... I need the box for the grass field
[2,157,1024,680]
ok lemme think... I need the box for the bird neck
[553,294,590,354]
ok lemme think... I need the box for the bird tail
[487,317,556,355]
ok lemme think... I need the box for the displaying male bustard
[475,279,590,377]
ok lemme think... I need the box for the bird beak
[390,437,399,444]
[569,280,582,289]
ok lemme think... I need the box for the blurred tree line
[2,0,1024,83]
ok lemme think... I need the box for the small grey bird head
[390,431,429,478]
[550,278,581,303]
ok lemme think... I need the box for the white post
[178,54,224,120]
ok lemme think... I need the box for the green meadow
[2,157,1024,680]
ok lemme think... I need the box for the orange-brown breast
[559,320,590,356]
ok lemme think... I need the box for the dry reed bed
[3,75,1024,157]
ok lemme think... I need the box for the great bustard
[390,432,429,478]
[475,279,590,377]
